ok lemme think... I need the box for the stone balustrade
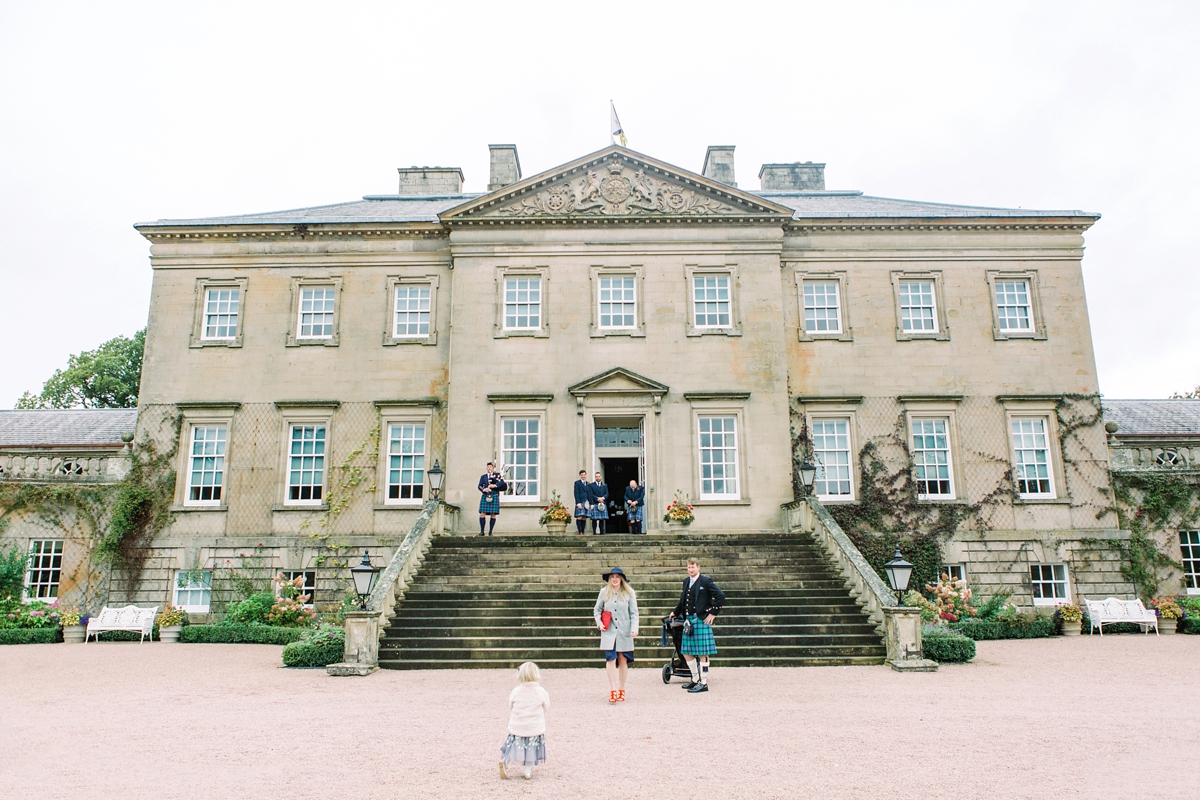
[0,451,130,483]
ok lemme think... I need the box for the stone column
[883,607,937,672]
[327,610,380,676]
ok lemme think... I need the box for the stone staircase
[379,533,886,669]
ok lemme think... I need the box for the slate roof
[1102,400,1200,437]
[0,409,138,447]
[761,192,1098,220]
[136,196,480,227]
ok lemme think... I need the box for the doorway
[600,457,640,534]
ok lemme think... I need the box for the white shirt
[689,575,699,587]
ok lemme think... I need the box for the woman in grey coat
[594,567,639,704]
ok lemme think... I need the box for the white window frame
[374,402,437,507]
[1029,563,1070,606]
[285,423,328,506]
[697,415,740,500]
[890,271,949,341]
[910,416,955,500]
[809,415,856,502]
[986,270,1047,341]
[276,569,317,609]
[939,564,966,584]
[494,266,550,338]
[23,539,63,601]
[285,276,342,347]
[589,266,645,338]
[184,423,228,507]
[794,269,853,342]
[1009,415,1057,499]
[274,404,335,509]
[684,265,742,337]
[383,274,439,346]
[189,278,248,348]
[385,420,427,505]
[503,275,543,331]
[1181,530,1200,595]
[499,416,542,502]
[173,570,213,613]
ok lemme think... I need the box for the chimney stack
[397,166,464,195]
[487,144,522,191]
[759,162,826,191]
[702,146,737,187]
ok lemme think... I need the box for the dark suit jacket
[673,575,725,619]
[587,482,609,505]
[478,473,507,494]
[625,485,645,507]
[573,479,590,508]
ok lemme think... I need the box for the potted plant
[1056,603,1083,635]
[59,607,86,643]
[538,490,572,535]
[1150,597,1182,634]
[156,606,186,642]
[663,491,695,531]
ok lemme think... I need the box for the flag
[610,101,627,148]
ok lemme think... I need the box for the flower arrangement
[924,573,977,624]
[58,607,83,627]
[0,598,61,629]
[538,490,573,526]
[265,597,316,627]
[276,573,308,601]
[663,491,695,524]
[156,606,186,628]
[1056,603,1082,623]
[1150,597,1182,620]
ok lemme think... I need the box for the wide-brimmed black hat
[602,567,627,581]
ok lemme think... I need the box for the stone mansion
[9,141,1194,618]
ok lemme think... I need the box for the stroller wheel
[661,663,672,684]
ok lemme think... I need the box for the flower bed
[281,624,345,667]
[921,625,975,663]
[181,624,307,645]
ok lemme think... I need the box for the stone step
[385,622,880,637]
[390,602,868,618]
[379,654,888,669]
[383,632,886,649]
[380,643,887,662]
[401,586,852,600]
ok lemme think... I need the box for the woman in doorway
[625,479,645,535]
[594,567,639,703]
[587,471,609,535]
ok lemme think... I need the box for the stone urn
[1060,622,1082,636]
[544,520,568,535]
[666,520,691,533]
[159,625,183,643]
[62,624,86,644]
[1159,617,1177,635]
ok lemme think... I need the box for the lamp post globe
[883,547,913,606]
[799,460,817,496]
[427,459,445,500]
[350,550,380,609]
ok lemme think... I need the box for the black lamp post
[883,547,913,606]
[350,550,380,610]
[799,459,817,497]
[427,459,444,501]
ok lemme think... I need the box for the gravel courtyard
[3,635,1196,800]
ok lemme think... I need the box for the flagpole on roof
[610,100,627,148]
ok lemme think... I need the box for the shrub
[0,598,61,629]
[903,590,938,624]
[97,627,158,642]
[223,593,276,625]
[922,626,975,663]
[281,624,345,667]
[181,624,307,645]
[1180,617,1200,635]
[925,572,976,624]
[0,628,61,644]
[1080,614,1141,634]
[1179,596,1200,617]
[975,588,1014,620]
[264,597,316,628]
[949,615,1054,641]
[0,546,28,600]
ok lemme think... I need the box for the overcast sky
[2,1,1197,406]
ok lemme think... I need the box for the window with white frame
[186,425,227,505]
[202,287,240,340]
[503,277,542,331]
[693,275,731,328]
[698,416,739,499]
[24,540,63,600]
[812,418,853,499]
[387,423,426,502]
[287,425,326,503]
[912,418,954,499]
[501,417,540,499]
[297,286,336,339]
[174,571,212,612]
[598,276,636,329]
[1181,531,1200,594]
[898,280,937,333]
[939,564,966,584]
[1011,417,1055,497]
[393,284,431,338]
[803,281,842,334]
[277,570,316,607]
[1030,563,1069,604]
[995,279,1033,332]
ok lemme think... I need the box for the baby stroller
[660,615,691,683]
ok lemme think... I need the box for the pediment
[568,367,669,397]
[440,146,793,225]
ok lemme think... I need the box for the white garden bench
[1083,597,1158,636]
[86,605,159,643]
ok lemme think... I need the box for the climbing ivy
[1098,471,1199,598]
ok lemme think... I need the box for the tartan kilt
[681,615,717,655]
[478,493,501,514]
[625,503,643,522]
[589,503,609,520]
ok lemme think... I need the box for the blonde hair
[687,557,701,566]
[517,661,540,683]
[602,574,636,602]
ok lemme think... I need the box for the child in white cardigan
[500,661,550,780]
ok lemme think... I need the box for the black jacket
[673,574,725,619]
[624,485,645,507]
[587,481,609,505]
[478,473,507,494]
[573,479,590,508]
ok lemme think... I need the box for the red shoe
[617,689,626,702]
[608,690,618,704]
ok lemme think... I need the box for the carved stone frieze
[498,158,737,218]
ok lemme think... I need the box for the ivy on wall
[1099,471,1199,598]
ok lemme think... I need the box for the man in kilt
[586,471,609,536]
[669,556,725,693]
[573,470,590,536]
[477,462,507,536]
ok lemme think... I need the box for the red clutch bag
[600,611,613,631]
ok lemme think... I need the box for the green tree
[16,329,144,409]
